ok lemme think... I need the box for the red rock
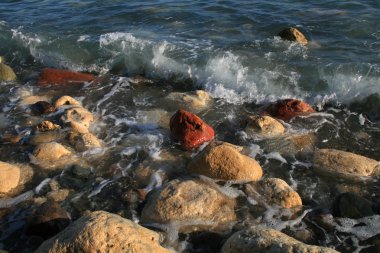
[170,109,215,150]
[38,68,95,87]
[264,99,315,121]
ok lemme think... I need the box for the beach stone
[262,133,316,157]
[64,107,94,134]
[28,131,67,145]
[141,179,237,232]
[278,27,308,45]
[0,56,16,81]
[170,109,215,150]
[32,142,72,165]
[1,131,22,144]
[35,211,170,253]
[264,99,315,121]
[19,95,50,106]
[221,226,339,253]
[30,101,56,115]
[188,142,262,181]
[38,68,95,87]
[257,178,302,208]
[313,149,380,178]
[332,192,375,219]
[69,132,102,151]
[166,90,212,110]
[245,115,285,137]
[55,95,81,107]
[26,201,71,239]
[47,189,71,202]
[36,121,61,132]
[0,161,21,194]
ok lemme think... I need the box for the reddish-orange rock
[38,68,95,87]
[170,109,215,150]
[264,99,315,121]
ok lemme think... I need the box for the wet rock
[188,142,262,181]
[170,109,215,150]
[64,107,94,134]
[313,149,380,178]
[35,211,171,253]
[278,27,309,45]
[361,233,380,253]
[54,95,81,107]
[332,192,375,219]
[262,133,316,157]
[136,109,170,129]
[264,99,315,121]
[349,93,380,121]
[37,68,95,87]
[257,178,302,208]
[47,189,71,202]
[0,56,16,81]
[166,90,212,111]
[26,201,71,239]
[36,120,61,132]
[69,132,102,151]
[0,161,20,195]
[28,131,67,145]
[31,142,73,168]
[293,229,314,243]
[19,95,50,106]
[141,179,237,233]
[1,131,21,144]
[221,226,339,253]
[30,101,56,115]
[245,115,285,137]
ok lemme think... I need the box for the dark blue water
[1,0,379,104]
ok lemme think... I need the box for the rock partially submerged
[264,99,315,121]
[63,107,95,134]
[166,90,212,111]
[170,109,215,150]
[0,162,21,195]
[221,226,339,253]
[141,179,237,233]
[278,27,309,45]
[313,149,380,178]
[38,68,95,87]
[55,95,81,107]
[188,142,263,181]
[0,56,16,81]
[332,192,375,219]
[35,211,170,253]
[31,142,75,169]
[245,115,285,137]
[69,132,102,152]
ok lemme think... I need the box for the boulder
[264,99,315,121]
[170,109,215,150]
[64,107,94,134]
[0,56,16,81]
[141,179,237,232]
[188,143,262,181]
[332,192,375,219]
[166,90,212,111]
[221,226,339,253]
[257,178,302,208]
[55,95,81,107]
[30,101,56,115]
[313,149,380,178]
[278,27,308,45]
[35,211,170,253]
[245,115,285,137]
[0,161,21,194]
[69,132,102,152]
[36,121,61,132]
[31,142,73,168]
[38,68,95,87]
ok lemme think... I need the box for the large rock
[38,68,95,87]
[0,56,16,81]
[170,109,215,150]
[257,178,302,208]
[64,107,94,134]
[221,226,339,253]
[245,115,285,137]
[166,90,212,111]
[35,211,170,253]
[278,27,308,45]
[141,179,237,232]
[313,149,380,178]
[31,142,73,169]
[188,143,263,181]
[0,161,21,194]
[332,192,375,219]
[264,99,315,121]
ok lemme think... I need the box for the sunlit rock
[36,121,61,132]
[64,107,94,134]
[0,56,16,81]
[35,211,171,253]
[264,99,315,121]
[188,142,262,181]
[0,162,21,195]
[31,142,74,169]
[245,115,285,137]
[55,95,81,107]
[69,132,102,152]
[166,90,212,111]
[141,179,237,233]
[278,27,308,45]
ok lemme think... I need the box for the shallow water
[0,1,380,253]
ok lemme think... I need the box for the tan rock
[141,179,236,232]
[55,95,81,107]
[20,95,50,106]
[313,149,380,178]
[35,211,170,253]
[69,132,102,152]
[64,107,94,134]
[0,56,16,81]
[31,142,73,169]
[36,121,61,132]
[221,226,339,253]
[245,115,285,137]
[47,189,71,202]
[257,178,302,208]
[278,27,308,45]
[262,133,316,156]
[188,143,263,181]
[29,131,67,145]
[166,90,212,110]
[0,162,21,194]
